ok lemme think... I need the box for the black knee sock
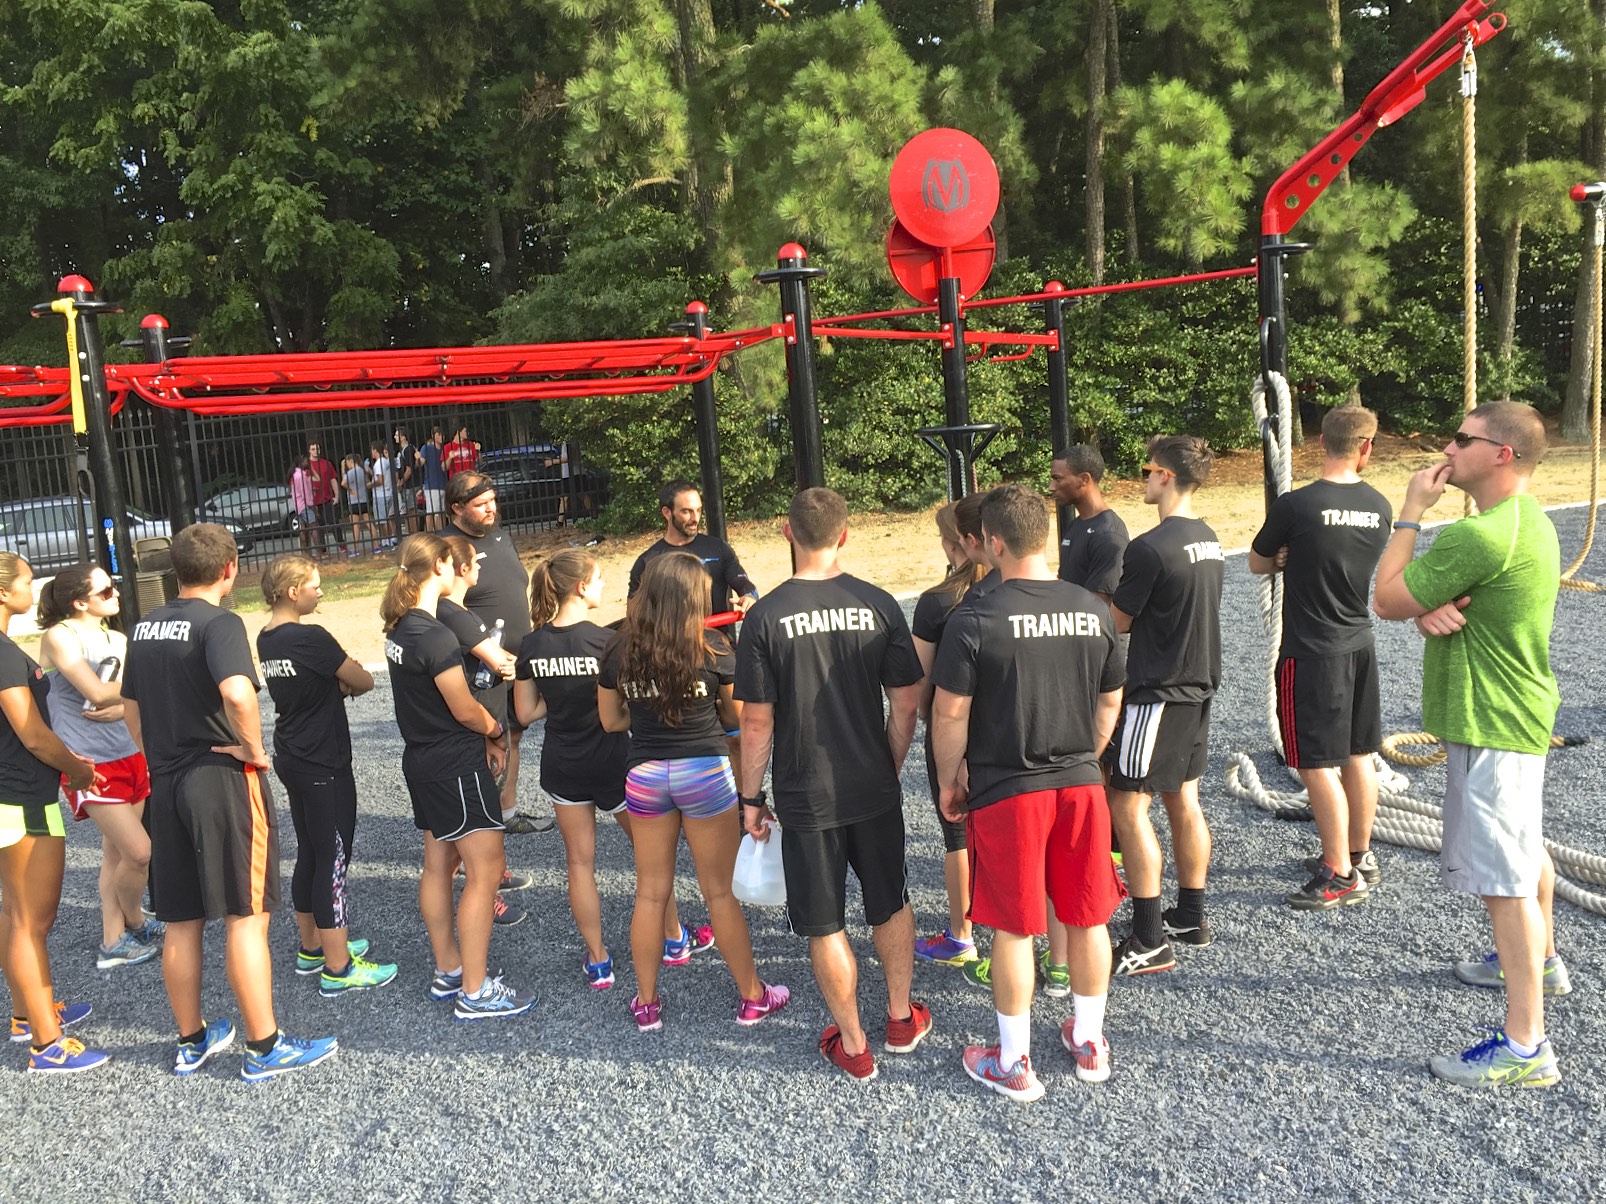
[179,1027,206,1047]
[1174,887,1206,926]
[246,1031,279,1056]
[1133,896,1163,948]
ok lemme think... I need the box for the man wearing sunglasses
[1104,436,1224,975]
[1372,401,1566,1090]
[1249,406,1391,910]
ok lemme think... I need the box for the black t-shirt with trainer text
[1112,516,1224,704]
[516,621,628,806]
[735,575,924,830]
[628,533,755,611]
[0,632,59,804]
[123,597,259,777]
[385,608,486,779]
[1059,508,1130,596]
[598,630,735,769]
[931,578,1125,810]
[1251,478,1392,658]
[256,623,352,772]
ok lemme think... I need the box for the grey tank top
[46,624,138,763]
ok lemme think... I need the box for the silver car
[0,496,253,574]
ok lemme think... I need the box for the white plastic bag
[732,822,786,907]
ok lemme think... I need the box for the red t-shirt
[307,457,339,505]
[443,439,480,478]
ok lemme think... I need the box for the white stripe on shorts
[1118,701,1165,780]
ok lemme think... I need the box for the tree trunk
[1561,4,1604,443]
[674,0,723,263]
[970,0,1008,260]
[1495,218,1522,402]
[479,161,509,297]
[1109,8,1138,263]
[1086,0,1110,284]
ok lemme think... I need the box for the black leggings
[277,766,358,930]
[923,728,967,854]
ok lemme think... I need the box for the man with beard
[628,481,757,614]
[443,473,552,839]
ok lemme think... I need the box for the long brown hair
[920,503,985,615]
[442,535,475,577]
[529,548,597,629]
[606,551,713,725]
[380,533,449,630]
[37,563,98,628]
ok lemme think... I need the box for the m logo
[923,159,971,213]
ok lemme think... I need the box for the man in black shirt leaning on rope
[1104,436,1225,976]
[932,483,1126,1102]
[1250,406,1392,910]
[736,488,928,1084]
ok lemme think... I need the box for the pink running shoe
[687,923,716,954]
[735,983,790,1026]
[962,1044,1046,1102]
[630,993,663,1032]
[1060,1018,1112,1083]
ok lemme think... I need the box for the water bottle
[83,655,121,713]
[473,619,505,690]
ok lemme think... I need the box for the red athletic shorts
[62,751,151,821]
[966,785,1126,936]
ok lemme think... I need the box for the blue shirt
[422,443,447,489]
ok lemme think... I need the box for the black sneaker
[1301,849,1381,886]
[1286,864,1369,911]
[1160,908,1212,947]
[503,812,555,835]
[1111,935,1177,977]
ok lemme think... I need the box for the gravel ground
[6,505,1605,1203]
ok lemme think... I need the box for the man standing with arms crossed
[1373,401,1568,1089]
[932,484,1126,1100]
[123,524,337,1080]
[442,472,552,838]
[1105,435,1224,975]
[1050,443,1129,600]
[307,440,346,558]
[737,488,928,1082]
[1250,406,1391,908]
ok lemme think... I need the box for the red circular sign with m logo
[889,129,1000,250]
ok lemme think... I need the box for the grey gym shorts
[1440,742,1547,898]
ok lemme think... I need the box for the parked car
[203,483,298,536]
[0,495,253,575]
[479,444,608,523]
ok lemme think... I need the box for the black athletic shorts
[1276,647,1382,770]
[1103,698,1212,794]
[781,806,910,938]
[923,730,966,853]
[149,763,281,923]
[407,766,504,842]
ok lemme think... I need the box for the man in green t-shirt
[1374,401,1568,1090]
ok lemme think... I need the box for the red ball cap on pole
[141,313,169,329]
[685,301,707,315]
[778,243,808,261]
[1571,182,1606,203]
[58,275,93,295]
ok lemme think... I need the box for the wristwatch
[740,791,768,808]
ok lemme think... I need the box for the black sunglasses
[91,584,118,600]
[1451,431,1520,458]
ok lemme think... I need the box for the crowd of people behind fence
[0,400,1574,1097]
[289,425,480,558]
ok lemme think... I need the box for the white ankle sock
[501,806,517,821]
[1071,993,1107,1047]
[997,1011,1031,1067]
[1507,1034,1544,1057]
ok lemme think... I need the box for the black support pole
[671,301,727,543]
[1043,279,1072,540]
[137,314,198,537]
[755,244,827,492]
[1256,235,1310,514]
[936,275,972,500]
[35,277,141,620]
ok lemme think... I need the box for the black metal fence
[0,398,606,574]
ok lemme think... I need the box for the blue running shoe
[454,976,537,1021]
[584,954,615,991]
[26,1036,110,1075]
[296,939,371,976]
[10,1001,92,1044]
[1429,1028,1561,1090]
[430,968,464,1001]
[97,931,160,970]
[914,928,979,966]
[241,1032,339,1082]
[174,1018,236,1076]
[129,918,166,945]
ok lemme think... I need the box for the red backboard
[886,220,996,305]
[889,129,1000,250]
